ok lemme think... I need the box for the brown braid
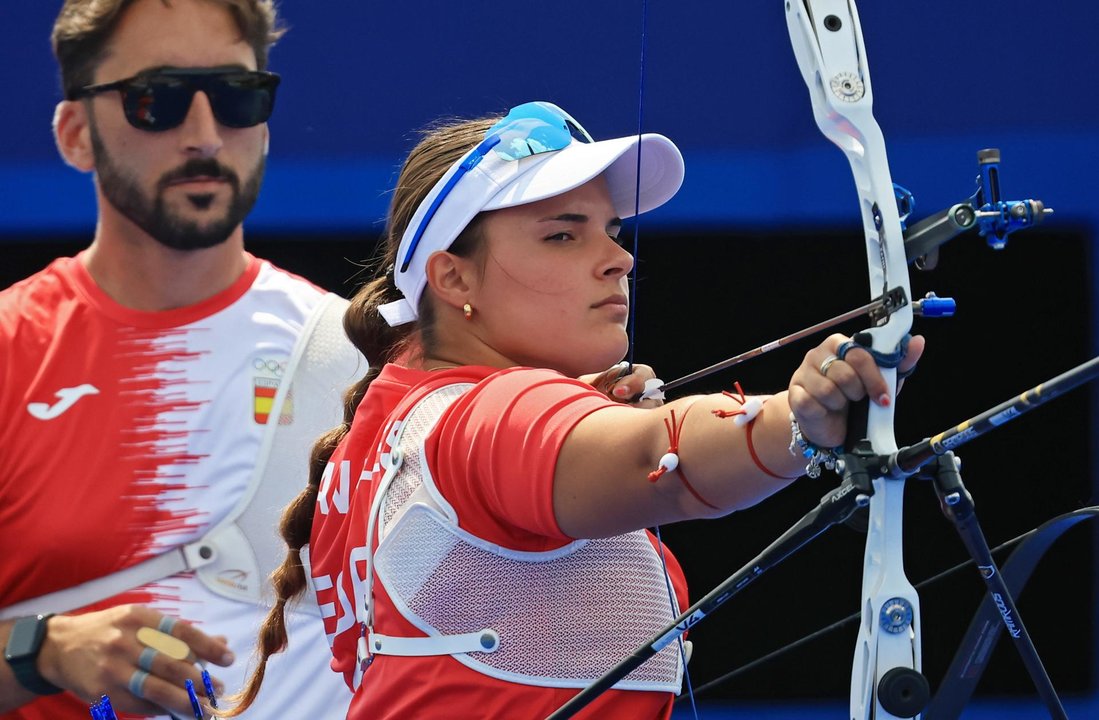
[225,115,497,714]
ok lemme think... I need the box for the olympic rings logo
[253,357,287,377]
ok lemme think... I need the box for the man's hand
[36,604,233,716]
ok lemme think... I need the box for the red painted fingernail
[878,393,891,407]
[613,385,629,398]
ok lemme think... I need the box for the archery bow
[784,2,925,718]
[550,2,923,714]
[547,2,1079,716]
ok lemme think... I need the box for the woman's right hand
[580,361,663,408]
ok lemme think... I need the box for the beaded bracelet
[788,413,842,479]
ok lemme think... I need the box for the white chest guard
[362,382,684,693]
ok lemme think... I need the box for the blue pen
[100,695,119,720]
[185,678,204,719]
[201,668,218,709]
[88,702,104,720]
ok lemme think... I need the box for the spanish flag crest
[254,377,294,425]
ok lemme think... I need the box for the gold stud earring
[463,302,473,320]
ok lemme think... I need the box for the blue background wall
[2,2,1097,717]
[3,1,1098,235]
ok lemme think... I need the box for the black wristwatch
[4,614,63,695]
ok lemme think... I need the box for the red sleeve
[427,367,617,550]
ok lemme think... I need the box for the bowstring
[629,0,701,717]
[625,0,646,372]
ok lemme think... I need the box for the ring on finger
[128,669,150,700]
[137,647,159,673]
[156,615,178,634]
[819,354,840,377]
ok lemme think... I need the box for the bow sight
[903,148,1054,270]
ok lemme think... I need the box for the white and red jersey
[310,364,688,720]
[0,253,352,719]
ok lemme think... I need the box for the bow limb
[786,2,920,719]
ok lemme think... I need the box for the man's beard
[89,121,264,251]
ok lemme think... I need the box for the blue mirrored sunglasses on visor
[68,68,280,132]
[398,101,595,272]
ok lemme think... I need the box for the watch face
[5,615,47,660]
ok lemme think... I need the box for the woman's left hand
[788,333,926,449]
[579,362,663,408]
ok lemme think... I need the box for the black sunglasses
[68,68,280,132]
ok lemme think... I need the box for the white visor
[378,128,685,327]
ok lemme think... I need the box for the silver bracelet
[788,413,841,479]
